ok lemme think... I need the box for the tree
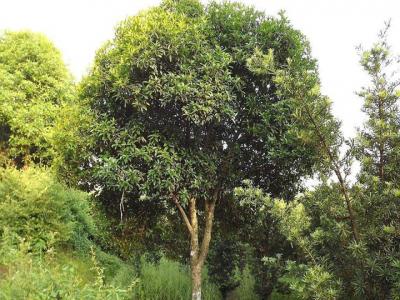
[356,21,400,184]
[80,1,336,298]
[0,31,75,168]
[267,23,400,299]
[351,22,400,298]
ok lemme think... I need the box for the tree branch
[171,194,193,235]
[303,103,360,241]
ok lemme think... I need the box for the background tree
[0,31,75,168]
[206,237,244,299]
[351,22,400,298]
[80,1,338,298]
[265,23,400,299]
[231,180,298,298]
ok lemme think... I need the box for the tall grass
[131,259,296,299]
[132,258,221,300]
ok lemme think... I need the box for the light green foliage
[280,263,341,300]
[350,23,400,298]
[271,195,342,299]
[246,48,275,75]
[0,31,75,167]
[51,99,95,185]
[233,182,313,298]
[161,0,204,18]
[0,167,95,252]
[271,199,311,243]
[273,56,342,177]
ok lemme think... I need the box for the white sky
[1,0,400,138]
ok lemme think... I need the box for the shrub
[0,167,95,252]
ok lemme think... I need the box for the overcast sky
[1,0,400,138]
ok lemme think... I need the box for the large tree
[80,1,337,298]
[0,31,75,168]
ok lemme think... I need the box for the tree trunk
[172,193,218,300]
[191,262,202,300]
[189,197,202,300]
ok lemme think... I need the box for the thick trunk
[191,262,202,300]
[189,197,217,300]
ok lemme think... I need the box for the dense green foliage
[81,0,325,204]
[207,238,243,298]
[0,166,140,299]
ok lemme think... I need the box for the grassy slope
[0,249,297,299]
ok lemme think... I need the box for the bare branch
[119,190,125,223]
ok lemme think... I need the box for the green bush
[0,167,95,252]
